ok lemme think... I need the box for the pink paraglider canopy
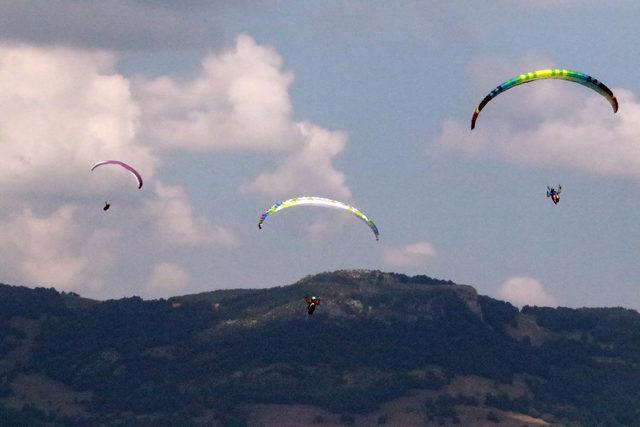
[91,160,143,189]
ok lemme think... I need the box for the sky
[1,1,640,309]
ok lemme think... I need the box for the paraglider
[304,296,320,315]
[91,160,143,189]
[258,197,379,241]
[91,160,143,211]
[547,185,562,205]
[471,69,618,129]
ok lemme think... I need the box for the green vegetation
[0,271,639,425]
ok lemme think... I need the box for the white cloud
[0,44,156,199]
[134,35,351,199]
[147,182,237,248]
[435,55,640,180]
[0,206,118,290]
[383,242,436,267]
[497,276,557,307]
[146,262,189,298]
[134,34,299,152]
[241,122,351,199]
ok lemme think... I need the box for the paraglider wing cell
[258,197,379,240]
[471,69,618,129]
[91,160,143,189]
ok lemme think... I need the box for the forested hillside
[0,270,639,426]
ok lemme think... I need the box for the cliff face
[182,270,480,324]
[0,272,639,426]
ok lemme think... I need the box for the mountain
[0,270,639,426]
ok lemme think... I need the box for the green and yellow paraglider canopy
[471,69,618,130]
[258,196,379,241]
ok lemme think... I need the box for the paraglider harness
[546,185,561,205]
[304,296,320,315]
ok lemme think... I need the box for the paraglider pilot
[304,296,320,315]
[103,201,111,211]
[546,185,561,205]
